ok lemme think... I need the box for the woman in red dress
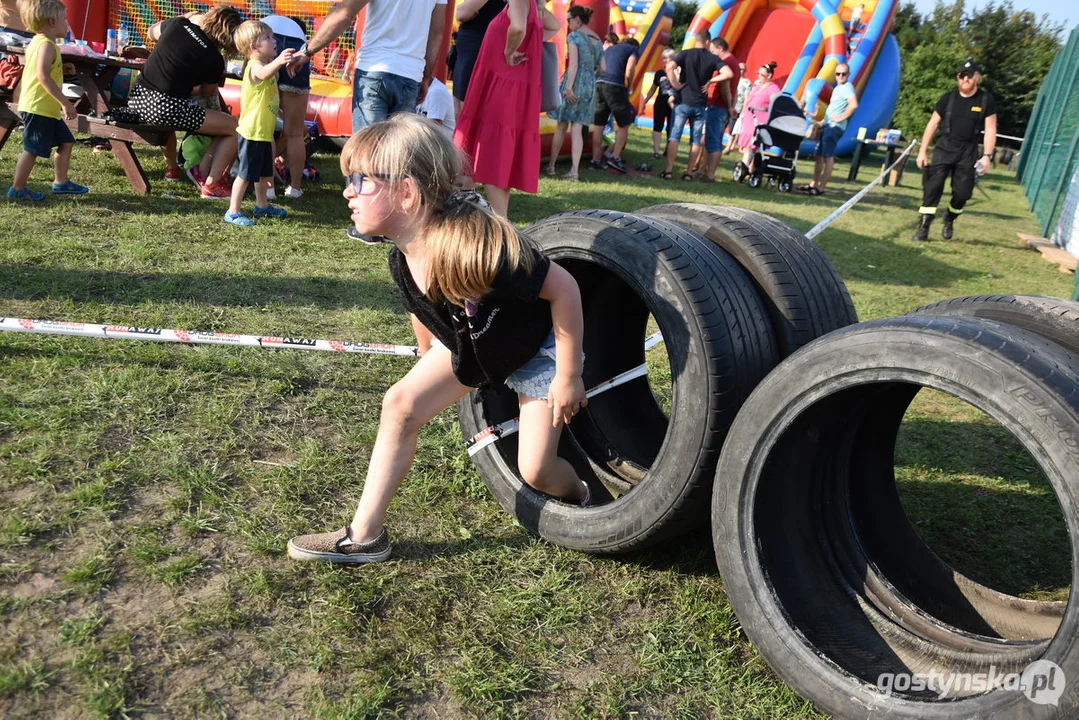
[453,0,558,217]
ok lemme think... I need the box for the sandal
[659,171,673,180]
[51,180,90,195]
[562,172,579,181]
[545,166,556,176]
[807,187,825,196]
[681,172,694,181]
[700,176,716,184]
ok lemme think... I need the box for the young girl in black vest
[289,113,588,564]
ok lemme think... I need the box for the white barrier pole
[805,139,919,240]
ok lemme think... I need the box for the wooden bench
[0,102,173,194]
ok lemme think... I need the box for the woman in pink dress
[453,0,558,217]
[735,61,780,178]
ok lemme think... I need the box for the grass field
[0,130,1075,719]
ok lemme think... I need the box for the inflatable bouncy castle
[637,0,900,157]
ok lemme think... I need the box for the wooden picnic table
[0,43,172,194]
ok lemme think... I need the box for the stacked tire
[712,296,1079,719]
[457,207,857,554]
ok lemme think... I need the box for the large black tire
[457,210,779,553]
[909,294,1079,355]
[637,203,858,357]
[712,315,1079,719]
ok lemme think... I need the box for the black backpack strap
[942,89,956,137]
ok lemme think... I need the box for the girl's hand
[564,87,577,103]
[548,372,587,427]
[505,48,527,66]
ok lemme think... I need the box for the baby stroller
[732,93,805,192]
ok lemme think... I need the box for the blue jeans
[671,104,706,147]
[704,107,730,153]
[352,69,420,132]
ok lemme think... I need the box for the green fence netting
[1018,27,1079,243]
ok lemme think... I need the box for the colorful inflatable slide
[638,0,900,157]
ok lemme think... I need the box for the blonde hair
[18,0,66,34]
[340,114,536,306]
[234,19,270,57]
[200,4,243,56]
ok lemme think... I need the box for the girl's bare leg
[349,344,473,541]
[515,395,587,501]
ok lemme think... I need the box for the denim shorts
[352,69,419,132]
[236,137,273,182]
[816,124,844,157]
[20,111,74,156]
[671,103,706,146]
[275,35,310,92]
[704,107,729,152]
[504,330,585,399]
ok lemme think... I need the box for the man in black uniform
[913,59,997,241]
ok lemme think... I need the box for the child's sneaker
[164,166,184,182]
[346,226,390,244]
[187,165,207,188]
[7,187,46,201]
[606,157,628,174]
[288,527,392,564]
[283,186,302,199]
[51,180,90,194]
[252,203,287,219]
[200,180,231,199]
[223,211,255,226]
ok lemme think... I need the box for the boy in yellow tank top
[8,0,88,200]
[224,20,293,226]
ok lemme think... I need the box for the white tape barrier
[0,316,423,356]
[1,317,665,357]
[2,316,665,454]
[805,139,919,240]
[464,362,652,456]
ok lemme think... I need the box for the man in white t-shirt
[288,0,447,132]
[417,77,455,137]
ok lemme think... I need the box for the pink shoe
[187,166,207,188]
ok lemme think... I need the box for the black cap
[957,59,983,75]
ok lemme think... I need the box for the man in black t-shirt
[661,30,720,180]
[912,59,997,241]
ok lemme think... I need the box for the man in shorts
[661,30,724,181]
[702,36,739,182]
[802,62,857,196]
[590,37,638,173]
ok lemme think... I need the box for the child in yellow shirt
[224,20,293,226]
[8,0,87,201]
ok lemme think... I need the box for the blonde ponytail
[425,193,536,306]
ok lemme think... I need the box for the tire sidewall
[714,320,1079,719]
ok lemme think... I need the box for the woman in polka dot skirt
[128,4,243,199]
